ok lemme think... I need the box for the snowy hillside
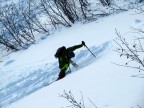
[0,5,144,108]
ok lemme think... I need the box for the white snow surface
[0,9,144,108]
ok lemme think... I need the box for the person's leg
[59,70,66,79]
[56,63,70,81]
[56,70,66,81]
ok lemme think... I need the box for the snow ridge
[0,41,111,108]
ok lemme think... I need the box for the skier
[55,41,86,80]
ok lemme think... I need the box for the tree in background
[0,0,142,53]
[0,2,36,51]
[99,0,111,6]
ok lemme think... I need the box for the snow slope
[0,9,144,108]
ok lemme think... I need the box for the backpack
[54,46,75,59]
[54,46,66,58]
[67,51,75,59]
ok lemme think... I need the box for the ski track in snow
[0,41,111,108]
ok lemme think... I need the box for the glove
[82,41,86,46]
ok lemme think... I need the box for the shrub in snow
[59,90,97,108]
[115,28,144,72]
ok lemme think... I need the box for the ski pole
[84,45,96,58]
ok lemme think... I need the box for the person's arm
[67,41,85,51]
[67,44,83,52]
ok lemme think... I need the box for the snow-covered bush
[114,4,144,72]
[0,0,143,52]
[115,29,144,72]
[59,90,97,108]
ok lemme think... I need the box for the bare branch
[59,90,97,108]
[114,28,144,72]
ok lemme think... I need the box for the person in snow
[55,41,86,80]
